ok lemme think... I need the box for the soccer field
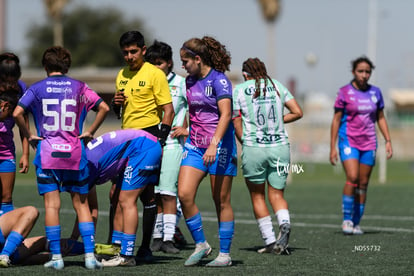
[7,160,414,275]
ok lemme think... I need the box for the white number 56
[42,99,76,131]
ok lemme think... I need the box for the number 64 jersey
[233,78,294,147]
[17,75,104,170]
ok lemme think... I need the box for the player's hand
[203,143,217,166]
[329,148,338,165]
[113,89,126,106]
[18,155,29,174]
[28,135,43,150]
[385,141,393,159]
[171,126,189,138]
[79,131,93,145]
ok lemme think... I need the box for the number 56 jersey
[18,75,104,170]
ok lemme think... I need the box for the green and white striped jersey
[165,72,188,149]
[233,78,294,147]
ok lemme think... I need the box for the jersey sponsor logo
[244,85,256,96]
[256,133,281,144]
[139,81,146,87]
[46,80,71,86]
[358,105,373,111]
[52,143,72,151]
[119,80,128,86]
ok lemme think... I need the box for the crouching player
[85,129,162,267]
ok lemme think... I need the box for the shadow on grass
[239,246,308,255]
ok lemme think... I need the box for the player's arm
[18,114,30,173]
[158,102,175,146]
[13,105,42,149]
[377,109,393,159]
[329,110,342,165]
[284,99,303,123]
[233,111,243,144]
[79,100,110,142]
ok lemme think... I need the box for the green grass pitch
[6,160,414,275]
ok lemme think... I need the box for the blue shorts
[0,159,16,173]
[36,166,90,195]
[116,144,162,191]
[338,140,376,166]
[181,142,237,176]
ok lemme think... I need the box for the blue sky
[4,0,414,99]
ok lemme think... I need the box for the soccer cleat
[161,240,180,254]
[135,246,154,264]
[101,254,136,267]
[342,220,354,235]
[85,256,103,270]
[0,255,11,268]
[174,226,187,247]
[353,225,364,235]
[274,223,291,254]
[257,242,276,254]
[184,242,212,266]
[150,238,163,252]
[95,243,120,256]
[44,257,64,270]
[205,253,232,267]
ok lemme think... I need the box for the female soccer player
[0,53,29,215]
[329,56,393,235]
[178,36,237,267]
[233,58,302,254]
[13,46,109,270]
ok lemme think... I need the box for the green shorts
[241,144,290,190]
[155,147,183,196]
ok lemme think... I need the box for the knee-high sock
[342,195,354,221]
[185,212,206,244]
[219,221,234,254]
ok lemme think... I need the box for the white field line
[37,208,414,233]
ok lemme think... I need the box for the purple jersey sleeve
[334,83,384,151]
[186,69,232,148]
[19,76,103,170]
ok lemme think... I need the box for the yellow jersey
[116,62,172,129]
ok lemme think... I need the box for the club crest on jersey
[371,95,378,103]
[205,86,213,97]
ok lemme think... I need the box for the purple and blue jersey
[86,129,161,188]
[18,75,103,170]
[186,69,234,148]
[334,83,384,151]
[0,80,26,160]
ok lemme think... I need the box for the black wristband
[159,123,171,141]
[111,98,122,119]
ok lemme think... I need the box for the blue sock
[0,231,24,256]
[342,195,354,221]
[353,203,365,225]
[185,212,206,244]
[0,202,14,216]
[121,233,136,256]
[219,221,234,254]
[45,225,61,255]
[79,222,95,254]
[112,230,123,246]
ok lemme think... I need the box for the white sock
[163,214,177,242]
[153,213,163,239]
[276,209,290,226]
[85,252,95,259]
[257,216,276,245]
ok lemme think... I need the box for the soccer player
[145,40,188,254]
[233,58,303,254]
[178,36,237,267]
[330,56,393,235]
[13,46,109,270]
[85,129,162,266]
[110,30,174,262]
[0,53,30,215]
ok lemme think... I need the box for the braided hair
[242,58,279,98]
